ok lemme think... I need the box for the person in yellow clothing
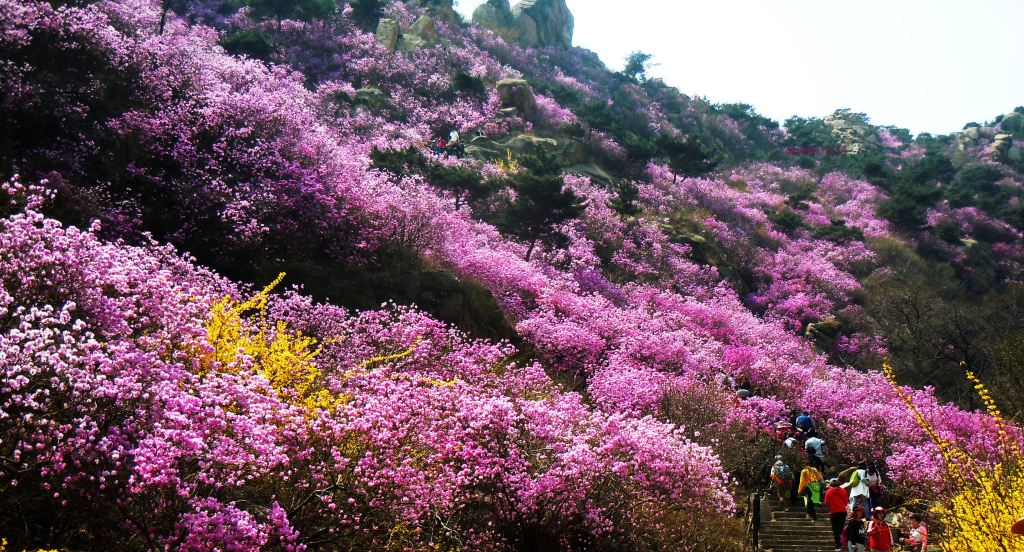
[798,464,825,521]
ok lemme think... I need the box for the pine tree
[427,165,489,211]
[369,146,427,176]
[349,0,385,30]
[655,134,720,181]
[622,51,654,83]
[607,179,641,220]
[498,152,586,261]
[246,0,337,31]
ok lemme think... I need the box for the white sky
[454,0,1024,136]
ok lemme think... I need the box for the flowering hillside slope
[1,0,1022,550]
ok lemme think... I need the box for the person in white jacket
[842,461,871,514]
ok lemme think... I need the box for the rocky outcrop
[473,0,574,49]
[375,18,400,50]
[472,0,518,43]
[804,319,843,352]
[824,111,878,155]
[353,87,390,111]
[1009,145,1024,164]
[1000,111,1024,137]
[496,78,537,119]
[375,15,443,52]
[398,15,439,52]
[992,133,1014,162]
[513,0,573,49]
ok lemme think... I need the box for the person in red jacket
[824,478,849,551]
[867,506,893,552]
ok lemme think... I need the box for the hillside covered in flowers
[1,0,1023,550]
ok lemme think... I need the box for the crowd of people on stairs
[767,411,930,552]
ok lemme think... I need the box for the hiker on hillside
[899,513,927,552]
[805,435,826,470]
[866,506,893,552]
[434,137,447,154]
[824,478,849,551]
[843,461,871,514]
[844,505,867,552]
[795,410,816,437]
[798,463,824,521]
[865,462,882,509]
[770,456,794,509]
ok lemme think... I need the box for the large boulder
[992,133,1014,161]
[353,87,390,111]
[375,18,399,50]
[496,78,538,120]
[472,0,518,42]
[824,111,876,156]
[398,15,439,52]
[1001,112,1024,137]
[804,319,843,353]
[512,0,574,49]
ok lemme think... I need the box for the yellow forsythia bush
[203,273,340,412]
[202,274,450,413]
[885,361,1024,552]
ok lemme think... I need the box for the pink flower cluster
[0,193,732,549]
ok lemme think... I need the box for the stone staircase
[758,496,839,552]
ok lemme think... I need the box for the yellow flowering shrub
[0,539,59,552]
[203,273,340,412]
[496,149,520,174]
[203,275,455,413]
[884,360,1024,552]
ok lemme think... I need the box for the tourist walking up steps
[824,478,849,551]
[843,461,871,514]
[805,435,826,470]
[798,463,824,521]
[845,505,867,552]
[796,410,816,437]
[865,461,882,510]
[770,456,794,509]
[866,506,893,552]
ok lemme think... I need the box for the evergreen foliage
[498,152,586,260]
[607,179,642,219]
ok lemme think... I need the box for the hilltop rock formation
[992,133,1014,162]
[513,0,574,49]
[472,0,518,42]
[825,111,879,155]
[1000,111,1024,137]
[473,0,574,49]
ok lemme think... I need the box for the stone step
[762,527,835,535]
[761,544,839,548]
[761,545,837,550]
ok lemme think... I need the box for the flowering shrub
[1,0,1021,548]
[0,196,734,550]
[885,362,1024,552]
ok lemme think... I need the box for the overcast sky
[454,0,1024,136]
